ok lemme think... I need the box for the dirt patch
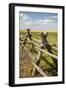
[19,47,33,78]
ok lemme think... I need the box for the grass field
[19,30,58,78]
[20,29,57,32]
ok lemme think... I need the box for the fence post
[40,32,57,72]
[27,29,35,51]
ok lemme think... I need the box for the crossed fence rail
[20,29,58,77]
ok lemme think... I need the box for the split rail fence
[20,29,58,77]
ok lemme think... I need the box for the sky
[19,12,58,31]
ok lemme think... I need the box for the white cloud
[20,13,31,21]
[19,13,33,29]
[36,18,55,25]
[19,13,57,30]
[44,19,54,23]
[50,16,57,19]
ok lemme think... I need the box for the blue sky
[19,12,58,30]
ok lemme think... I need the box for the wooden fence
[20,29,58,77]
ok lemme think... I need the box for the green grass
[20,29,57,32]
[19,30,58,77]
[20,31,57,45]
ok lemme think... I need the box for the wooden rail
[32,37,58,51]
[22,44,47,77]
[19,30,58,77]
[27,38,57,60]
[32,37,41,43]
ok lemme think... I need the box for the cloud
[19,13,57,30]
[36,18,56,25]
[19,13,31,20]
[50,16,57,19]
[19,13,33,29]
[43,19,55,24]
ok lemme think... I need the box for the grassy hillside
[19,30,58,78]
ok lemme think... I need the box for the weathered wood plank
[32,62,47,76]
[27,38,57,59]
[32,37,58,51]
[22,44,47,77]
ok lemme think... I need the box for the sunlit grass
[19,30,58,77]
[20,29,57,32]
